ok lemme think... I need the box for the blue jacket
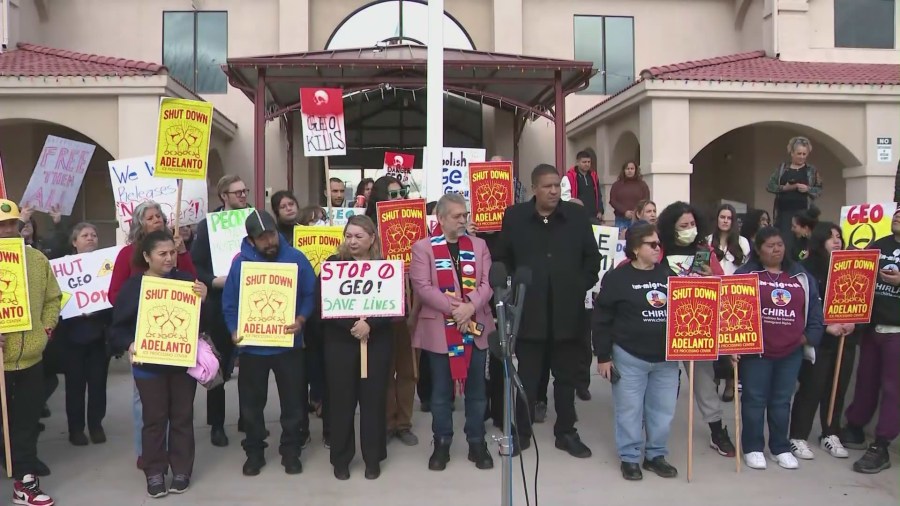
[735,259,825,348]
[222,234,316,355]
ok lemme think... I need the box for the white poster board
[320,259,405,319]
[585,225,622,308]
[425,147,486,202]
[300,88,347,157]
[329,207,361,226]
[21,135,96,215]
[208,208,254,276]
[108,156,208,231]
[51,246,123,319]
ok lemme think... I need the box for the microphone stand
[495,298,515,506]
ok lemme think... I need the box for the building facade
[1,0,898,245]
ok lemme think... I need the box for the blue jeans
[740,347,803,454]
[427,347,488,443]
[611,345,679,463]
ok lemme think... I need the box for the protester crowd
[1,135,898,505]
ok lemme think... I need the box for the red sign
[383,152,415,187]
[299,88,346,157]
[376,198,427,271]
[666,276,721,361]
[718,274,764,355]
[823,249,880,324]
[468,161,513,232]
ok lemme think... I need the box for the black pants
[41,337,65,408]
[325,333,392,469]
[238,349,307,459]
[4,362,44,479]
[304,324,327,438]
[206,313,235,430]
[516,339,580,438]
[135,371,197,477]
[575,309,592,390]
[789,337,857,440]
[64,339,110,433]
[486,354,504,424]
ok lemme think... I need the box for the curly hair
[657,201,709,252]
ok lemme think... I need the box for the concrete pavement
[2,358,896,506]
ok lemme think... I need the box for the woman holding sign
[53,223,113,447]
[789,222,855,460]
[321,215,394,480]
[594,223,679,481]
[657,202,736,459]
[109,230,207,497]
[735,227,824,470]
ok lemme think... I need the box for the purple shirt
[759,272,806,359]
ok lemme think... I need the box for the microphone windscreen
[512,266,532,286]
[489,262,509,289]
[487,330,502,359]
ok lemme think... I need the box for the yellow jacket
[3,246,61,371]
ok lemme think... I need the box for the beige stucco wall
[5,0,898,218]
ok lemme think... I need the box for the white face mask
[676,227,698,245]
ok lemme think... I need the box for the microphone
[489,262,510,305]
[509,266,532,340]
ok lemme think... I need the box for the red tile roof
[570,50,900,125]
[0,43,166,77]
[643,50,900,85]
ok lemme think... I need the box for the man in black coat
[495,164,602,458]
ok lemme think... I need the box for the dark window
[835,0,895,49]
[574,15,635,95]
[163,11,228,94]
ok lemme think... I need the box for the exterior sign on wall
[876,137,892,163]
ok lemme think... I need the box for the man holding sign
[223,210,316,477]
[1,199,61,506]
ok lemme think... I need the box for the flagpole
[425,0,444,203]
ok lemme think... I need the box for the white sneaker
[744,452,767,470]
[790,439,815,460]
[771,451,799,469]
[820,435,849,458]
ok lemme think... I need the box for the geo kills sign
[300,88,346,157]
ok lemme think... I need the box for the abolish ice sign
[300,88,346,157]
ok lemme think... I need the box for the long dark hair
[365,176,402,221]
[270,190,299,224]
[741,209,770,242]
[710,204,745,265]
[805,221,843,275]
[132,229,175,270]
[657,201,709,252]
[792,206,821,233]
[355,178,374,197]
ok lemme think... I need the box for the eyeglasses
[643,241,661,249]
[226,189,250,197]
[388,187,410,199]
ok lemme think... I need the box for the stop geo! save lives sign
[840,202,898,250]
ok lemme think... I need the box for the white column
[425,0,444,202]
[844,103,900,205]
[639,98,693,210]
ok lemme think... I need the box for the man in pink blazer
[410,193,496,472]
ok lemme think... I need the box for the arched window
[326,0,475,50]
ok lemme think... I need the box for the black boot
[840,425,868,450]
[242,454,265,476]
[853,442,891,474]
[210,426,229,447]
[467,441,494,470]
[428,439,451,471]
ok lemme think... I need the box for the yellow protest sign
[0,238,32,333]
[134,276,202,367]
[237,262,298,347]
[293,225,344,274]
[840,202,898,250]
[154,97,213,180]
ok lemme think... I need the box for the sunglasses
[643,241,661,249]
[388,187,410,199]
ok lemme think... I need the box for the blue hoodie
[223,234,316,355]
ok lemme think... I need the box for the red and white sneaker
[13,474,54,506]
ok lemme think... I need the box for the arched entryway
[610,131,640,179]
[0,119,117,247]
[690,121,862,222]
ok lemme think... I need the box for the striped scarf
[430,234,477,385]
